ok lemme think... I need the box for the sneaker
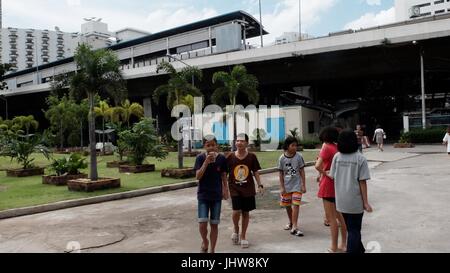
[231,233,240,245]
[291,229,304,237]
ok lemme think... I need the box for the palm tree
[153,61,203,169]
[94,100,112,155]
[211,65,259,150]
[12,115,39,137]
[69,44,126,181]
[117,99,144,128]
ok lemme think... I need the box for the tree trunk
[60,120,64,150]
[178,139,183,169]
[102,118,105,155]
[88,92,98,181]
[80,121,83,148]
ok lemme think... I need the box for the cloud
[366,0,381,6]
[249,0,339,44]
[344,7,395,30]
[66,0,81,7]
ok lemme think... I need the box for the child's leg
[285,206,293,225]
[209,201,221,253]
[210,224,218,253]
[342,213,365,253]
[241,211,250,241]
[337,212,347,251]
[323,200,339,251]
[199,223,209,250]
[232,211,241,235]
[291,205,299,230]
[198,201,210,251]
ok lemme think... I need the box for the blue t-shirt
[194,153,228,201]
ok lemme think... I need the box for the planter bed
[161,168,196,179]
[42,174,88,186]
[106,161,129,168]
[6,167,45,177]
[67,177,121,192]
[394,143,415,148]
[119,164,155,174]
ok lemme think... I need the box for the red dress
[317,143,338,198]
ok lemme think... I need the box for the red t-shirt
[317,143,338,198]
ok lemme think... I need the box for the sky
[3,0,396,44]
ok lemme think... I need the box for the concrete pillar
[143,97,153,118]
[403,115,410,133]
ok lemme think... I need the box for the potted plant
[43,153,88,186]
[1,134,51,177]
[118,118,168,173]
[394,132,415,148]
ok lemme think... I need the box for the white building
[396,0,450,21]
[1,19,148,72]
[275,32,313,45]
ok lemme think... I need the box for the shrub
[299,138,321,149]
[0,134,51,169]
[399,128,447,144]
[50,153,87,176]
[119,118,168,165]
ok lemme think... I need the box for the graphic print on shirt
[234,165,249,185]
[285,162,297,179]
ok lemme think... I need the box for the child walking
[194,136,229,253]
[443,126,450,156]
[278,136,306,237]
[330,129,373,253]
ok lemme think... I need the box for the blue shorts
[198,200,222,225]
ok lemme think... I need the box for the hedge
[400,128,447,143]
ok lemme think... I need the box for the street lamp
[413,41,427,129]
[0,94,7,120]
[259,0,264,48]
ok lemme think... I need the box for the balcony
[42,36,49,41]
[8,33,18,38]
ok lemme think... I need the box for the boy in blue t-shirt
[194,136,229,254]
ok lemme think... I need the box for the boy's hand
[364,203,373,213]
[204,153,215,165]
[258,185,265,196]
[325,171,333,180]
[222,189,229,201]
[301,185,307,194]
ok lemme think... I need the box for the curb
[0,162,316,220]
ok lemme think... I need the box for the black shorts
[323,197,336,204]
[231,196,256,212]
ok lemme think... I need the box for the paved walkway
[0,145,449,253]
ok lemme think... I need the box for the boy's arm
[254,171,264,194]
[196,155,212,181]
[279,171,286,194]
[300,168,306,194]
[359,180,373,213]
[221,172,229,200]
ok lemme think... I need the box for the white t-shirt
[330,152,371,214]
[444,133,450,153]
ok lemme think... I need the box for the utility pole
[259,0,264,48]
[299,0,302,41]
[420,48,426,129]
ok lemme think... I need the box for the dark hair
[236,133,249,142]
[319,126,339,144]
[333,122,344,130]
[283,136,299,151]
[337,129,359,154]
[203,135,217,145]
[376,124,382,129]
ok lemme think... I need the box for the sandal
[291,229,304,237]
[231,233,240,245]
[241,240,249,249]
[284,223,293,231]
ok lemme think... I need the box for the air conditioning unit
[409,5,421,18]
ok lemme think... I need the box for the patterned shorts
[280,192,303,207]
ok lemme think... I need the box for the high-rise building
[396,0,450,21]
[1,18,148,72]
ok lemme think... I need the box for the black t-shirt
[194,153,228,201]
[227,152,262,198]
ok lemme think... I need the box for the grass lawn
[0,150,318,211]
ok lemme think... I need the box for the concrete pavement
[0,145,449,253]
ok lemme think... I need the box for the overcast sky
[3,0,396,44]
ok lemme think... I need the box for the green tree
[0,134,51,170]
[153,61,203,169]
[211,65,259,150]
[94,100,112,154]
[12,115,39,137]
[69,44,126,181]
[115,99,144,128]
[119,118,168,166]
[45,95,78,150]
